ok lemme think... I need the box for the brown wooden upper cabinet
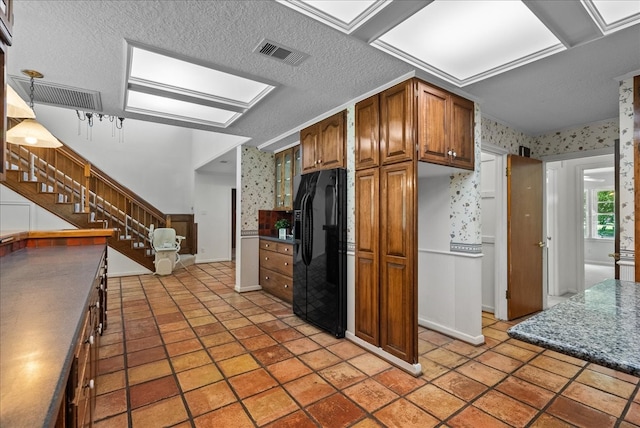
[417,81,475,170]
[0,0,13,46]
[300,110,346,173]
[355,78,475,171]
[274,145,300,210]
[355,95,380,170]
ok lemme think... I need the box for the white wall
[36,104,194,213]
[417,174,484,344]
[194,171,235,262]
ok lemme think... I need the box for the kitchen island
[0,229,111,427]
[508,279,640,376]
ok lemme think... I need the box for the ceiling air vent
[254,39,309,66]
[9,76,103,111]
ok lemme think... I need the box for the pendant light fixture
[6,69,62,148]
[7,85,35,119]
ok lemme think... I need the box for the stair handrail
[55,145,166,221]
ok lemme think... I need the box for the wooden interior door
[380,161,416,363]
[355,168,379,346]
[507,155,543,320]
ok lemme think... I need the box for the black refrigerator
[292,167,346,338]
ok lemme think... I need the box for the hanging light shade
[6,118,62,148]
[6,85,36,119]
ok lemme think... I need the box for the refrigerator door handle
[301,192,313,266]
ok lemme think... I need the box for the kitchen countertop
[259,235,296,244]
[0,245,106,428]
[507,279,640,376]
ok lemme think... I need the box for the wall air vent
[10,76,103,111]
[254,38,309,66]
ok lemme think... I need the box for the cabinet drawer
[260,240,293,256]
[260,249,293,276]
[259,268,293,303]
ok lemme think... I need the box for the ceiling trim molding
[258,70,416,151]
[372,39,566,88]
[276,0,392,34]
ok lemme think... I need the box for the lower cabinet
[57,249,107,428]
[259,239,293,303]
[355,162,417,364]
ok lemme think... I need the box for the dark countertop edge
[259,236,295,244]
[507,328,640,377]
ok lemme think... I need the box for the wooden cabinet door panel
[301,124,319,173]
[355,169,379,345]
[417,82,449,165]
[0,0,12,46]
[380,162,416,363]
[380,258,411,359]
[380,81,415,165]
[319,111,345,170]
[450,94,475,170]
[355,95,380,170]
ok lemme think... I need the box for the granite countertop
[0,245,106,428]
[507,279,640,376]
[259,235,296,244]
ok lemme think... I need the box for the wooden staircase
[3,142,195,271]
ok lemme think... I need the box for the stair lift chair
[149,226,184,275]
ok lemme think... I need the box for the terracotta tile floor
[95,262,640,427]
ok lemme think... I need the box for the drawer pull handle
[96,301,100,309]
[265,257,269,260]
[284,248,289,251]
[284,284,289,288]
[85,379,95,390]
[265,276,269,280]
[86,335,94,345]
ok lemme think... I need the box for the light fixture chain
[29,77,35,110]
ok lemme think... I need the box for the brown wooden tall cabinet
[0,0,13,183]
[355,80,418,364]
[355,77,473,366]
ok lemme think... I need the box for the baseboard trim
[346,332,422,377]
[418,317,485,345]
[234,284,262,293]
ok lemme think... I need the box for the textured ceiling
[7,0,640,154]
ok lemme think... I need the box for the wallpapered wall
[531,119,619,158]
[619,78,635,256]
[449,103,482,249]
[240,147,274,234]
[481,117,531,155]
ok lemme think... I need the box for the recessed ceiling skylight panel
[124,43,276,128]
[374,0,565,86]
[583,0,640,32]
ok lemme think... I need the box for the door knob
[538,242,545,248]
